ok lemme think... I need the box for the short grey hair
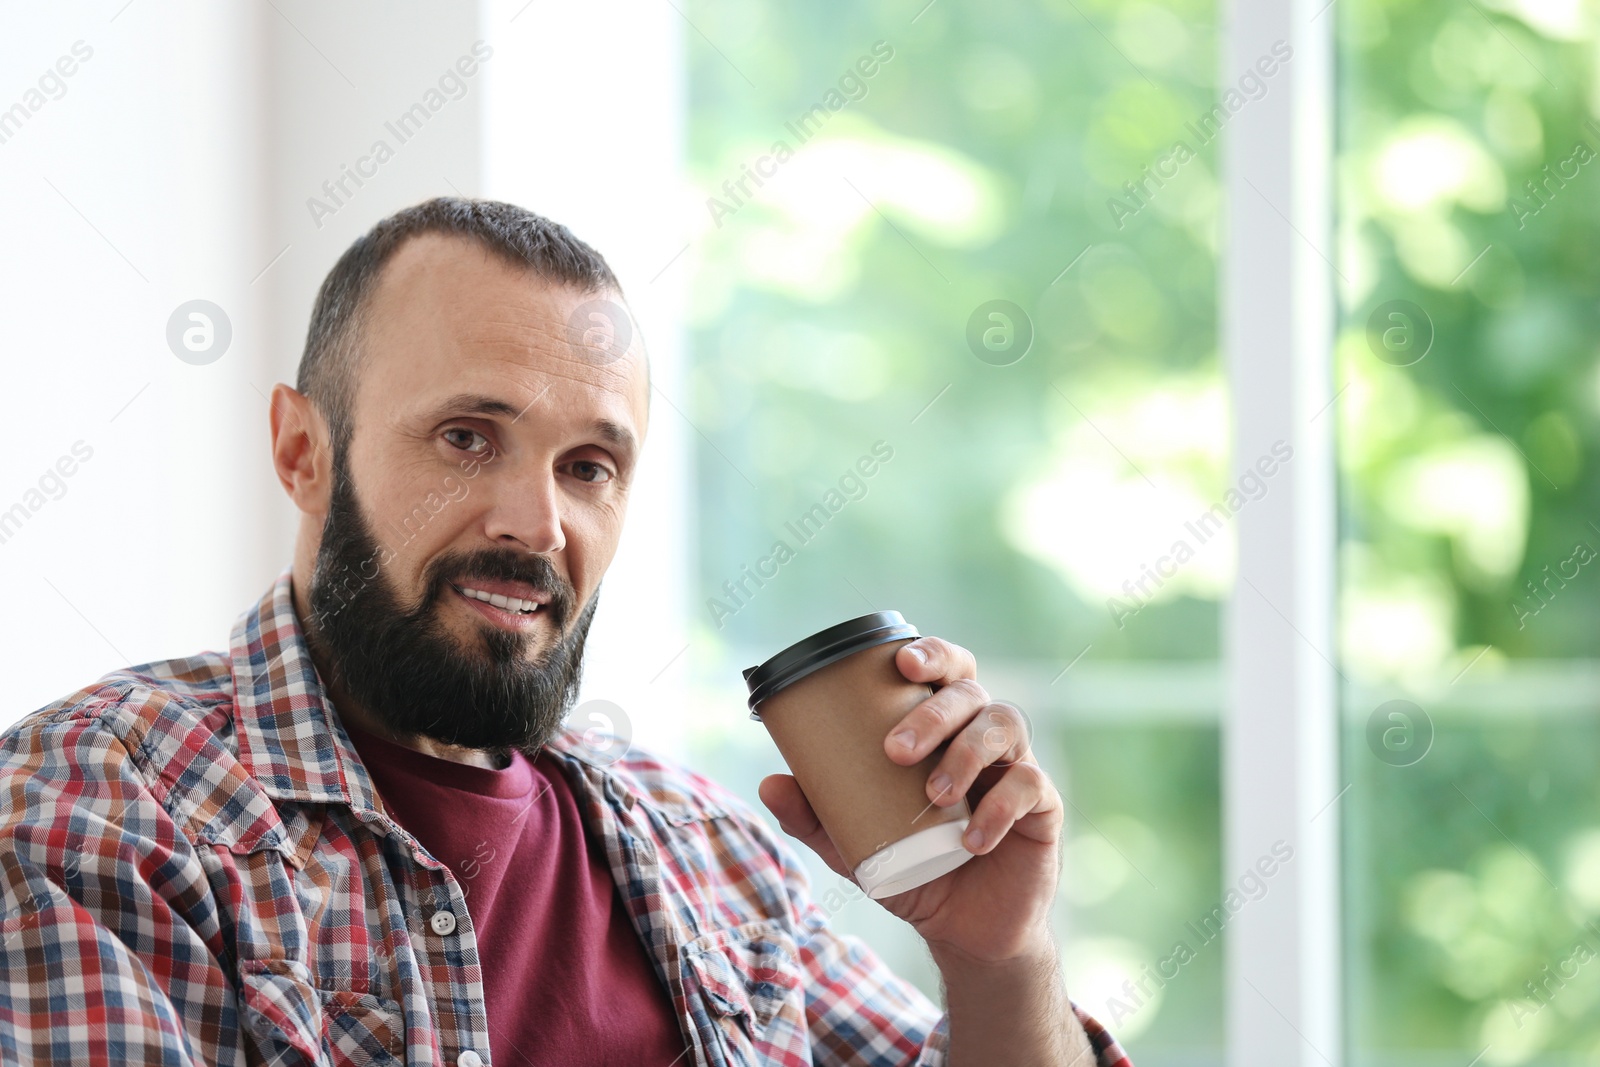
[295,196,624,450]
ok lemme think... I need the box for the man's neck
[331,698,509,771]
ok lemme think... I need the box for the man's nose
[483,468,566,555]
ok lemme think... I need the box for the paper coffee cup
[744,612,975,899]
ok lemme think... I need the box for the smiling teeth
[457,586,540,615]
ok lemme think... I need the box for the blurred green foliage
[1341,1,1600,1063]
[683,1,1224,1061]
[683,0,1221,663]
[683,0,1597,1063]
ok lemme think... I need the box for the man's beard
[303,455,596,759]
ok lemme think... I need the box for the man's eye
[570,460,613,484]
[444,428,492,453]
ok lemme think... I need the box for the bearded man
[0,198,1131,1067]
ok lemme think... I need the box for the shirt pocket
[683,920,807,1064]
[239,961,407,1067]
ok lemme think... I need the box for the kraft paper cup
[744,612,974,899]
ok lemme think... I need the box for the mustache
[421,548,577,629]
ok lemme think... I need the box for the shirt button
[430,909,457,936]
[457,1051,484,1067]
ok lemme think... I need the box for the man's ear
[269,384,333,514]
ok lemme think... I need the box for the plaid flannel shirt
[0,569,1132,1066]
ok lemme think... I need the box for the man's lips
[447,579,553,631]
[449,577,551,609]
[448,584,550,632]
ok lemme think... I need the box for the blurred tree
[1340,1,1600,1063]
[684,1,1226,1062]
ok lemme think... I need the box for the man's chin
[435,605,552,668]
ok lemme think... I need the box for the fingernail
[906,645,927,664]
[928,773,952,799]
[891,729,917,752]
[964,825,985,851]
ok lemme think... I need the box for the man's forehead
[370,233,595,339]
[358,231,649,420]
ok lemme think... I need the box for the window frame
[1221,0,1342,1064]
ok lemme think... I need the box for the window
[4,3,1577,1062]
[682,1,1226,1060]
[1339,3,1600,1063]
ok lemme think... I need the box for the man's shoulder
[2,652,313,860]
[6,651,235,756]
[0,652,248,821]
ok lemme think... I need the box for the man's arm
[934,940,1120,1067]
[759,804,1130,1067]
[0,709,240,1065]
[724,771,1128,1067]
[758,635,1137,1066]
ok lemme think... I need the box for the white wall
[0,2,272,717]
[0,1,692,756]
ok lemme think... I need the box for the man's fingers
[922,701,1033,805]
[894,636,978,687]
[758,773,852,878]
[962,761,1060,854]
[885,676,990,764]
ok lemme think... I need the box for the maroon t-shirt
[339,717,686,1066]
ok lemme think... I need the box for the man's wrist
[928,925,1057,978]
[930,934,1097,1067]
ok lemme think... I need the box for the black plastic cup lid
[743,611,919,718]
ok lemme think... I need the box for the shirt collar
[228,567,664,820]
[230,567,379,811]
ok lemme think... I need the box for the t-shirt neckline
[338,713,538,801]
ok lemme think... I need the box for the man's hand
[756,635,1061,960]
[760,637,1099,1063]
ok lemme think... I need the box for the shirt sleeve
[719,781,1134,1067]
[0,710,241,1066]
